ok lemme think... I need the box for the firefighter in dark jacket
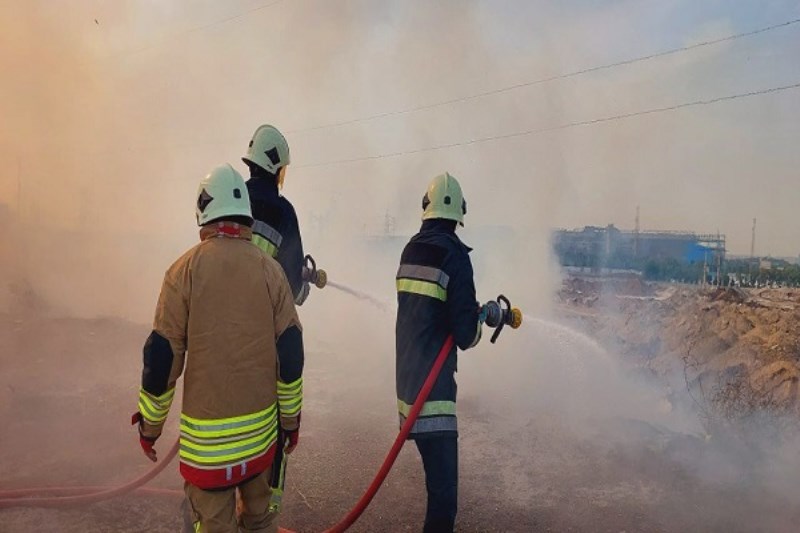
[396,172,493,533]
[242,124,311,306]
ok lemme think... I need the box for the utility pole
[16,156,22,218]
[748,218,757,286]
[634,205,640,258]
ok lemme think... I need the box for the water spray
[326,280,392,312]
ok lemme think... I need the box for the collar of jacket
[420,219,457,235]
[199,222,253,241]
[246,175,279,198]
[419,219,472,253]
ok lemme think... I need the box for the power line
[287,17,800,135]
[97,0,285,61]
[295,82,800,169]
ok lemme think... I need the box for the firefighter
[395,172,492,533]
[242,124,313,306]
[242,123,317,518]
[132,164,304,533]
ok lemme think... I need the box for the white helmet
[422,172,467,226]
[195,164,252,226]
[242,124,291,174]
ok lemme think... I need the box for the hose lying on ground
[0,335,455,533]
[0,439,180,509]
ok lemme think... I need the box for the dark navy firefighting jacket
[246,177,305,300]
[395,219,482,439]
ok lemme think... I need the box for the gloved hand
[478,304,488,324]
[131,412,159,462]
[284,428,299,454]
[479,301,503,328]
[301,266,313,283]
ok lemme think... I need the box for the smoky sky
[1,0,799,318]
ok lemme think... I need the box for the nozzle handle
[304,254,317,275]
[489,295,523,343]
[302,255,327,289]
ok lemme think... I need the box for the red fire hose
[320,334,454,533]
[0,439,180,509]
[0,336,455,533]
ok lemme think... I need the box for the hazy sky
[1,0,799,257]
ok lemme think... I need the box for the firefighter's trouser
[184,467,277,533]
[415,436,458,533]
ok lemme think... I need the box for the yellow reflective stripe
[139,393,172,417]
[138,388,175,424]
[180,427,277,465]
[279,396,302,407]
[278,378,302,416]
[397,399,456,417]
[180,433,276,464]
[138,400,168,423]
[252,234,278,258]
[397,278,447,301]
[279,401,302,416]
[180,404,277,439]
[181,426,275,453]
[277,378,302,393]
[181,404,276,426]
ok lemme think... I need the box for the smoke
[5,0,798,318]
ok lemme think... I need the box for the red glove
[131,412,159,462]
[284,429,299,454]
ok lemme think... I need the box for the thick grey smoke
[4,1,799,318]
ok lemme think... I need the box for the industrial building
[553,224,726,269]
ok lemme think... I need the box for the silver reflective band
[400,414,458,434]
[252,220,284,247]
[396,264,450,288]
[469,321,482,348]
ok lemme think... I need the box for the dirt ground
[2,278,800,532]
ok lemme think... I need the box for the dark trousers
[414,436,458,533]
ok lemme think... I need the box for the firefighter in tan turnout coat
[131,163,304,533]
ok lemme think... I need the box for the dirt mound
[707,286,748,304]
[558,275,655,307]
[562,280,800,434]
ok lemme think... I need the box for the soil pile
[561,279,800,433]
